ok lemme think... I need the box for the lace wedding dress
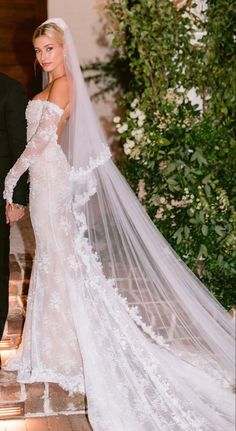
[3,99,234,431]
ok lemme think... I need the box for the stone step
[9,280,30,297]
[0,369,86,417]
[9,253,32,298]
[4,253,30,339]
[0,345,85,418]
[7,295,25,332]
[2,294,26,342]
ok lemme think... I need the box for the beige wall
[48,0,110,63]
[48,0,114,128]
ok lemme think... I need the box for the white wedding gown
[4,99,234,431]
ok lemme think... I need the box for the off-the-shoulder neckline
[28,99,65,114]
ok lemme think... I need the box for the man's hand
[6,203,25,224]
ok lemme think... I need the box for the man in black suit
[0,72,28,341]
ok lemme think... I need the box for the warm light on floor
[0,337,15,351]
[0,402,24,419]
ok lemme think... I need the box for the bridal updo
[32,22,64,44]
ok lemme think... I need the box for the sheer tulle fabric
[3,17,235,431]
[49,18,234,376]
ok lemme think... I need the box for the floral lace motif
[3,101,63,203]
[70,146,111,180]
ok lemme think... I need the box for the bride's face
[34,35,64,73]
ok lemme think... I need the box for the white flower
[137,118,145,127]
[113,116,121,123]
[155,210,163,220]
[131,98,139,108]
[132,147,141,160]
[160,196,166,204]
[126,139,135,148]
[159,122,166,130]
[183,118,191,127]
[139,112,146,120]
[137,179,147,201]
[165,88,176,103]
[135,108,142,117]
[123,139,135,156]
[124,144,132,155]
[131,128,144,141]
[130,111,138,119]
[117,123,128,134]
[159,161,167,170]
[132,109,146,124]
[176,95,184,105]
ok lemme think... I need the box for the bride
[3,17,235,431]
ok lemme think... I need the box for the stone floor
[0,414,92,431]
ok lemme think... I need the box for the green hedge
[85,0,236,308]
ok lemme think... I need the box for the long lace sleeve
[3,103,63,203]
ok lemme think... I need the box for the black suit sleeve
[5,81,29,205]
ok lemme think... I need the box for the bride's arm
[3,104,61,204]
[4,78,69,204]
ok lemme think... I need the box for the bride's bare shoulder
[48,76,69,110]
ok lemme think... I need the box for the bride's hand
[6,203,25,224]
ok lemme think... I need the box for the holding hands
[6,203,25,224]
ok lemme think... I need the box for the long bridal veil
[44,18,234,383]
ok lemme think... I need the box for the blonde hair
[32,22,64,45]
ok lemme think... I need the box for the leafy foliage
[87,0,236,308]
[115,96,236,308]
